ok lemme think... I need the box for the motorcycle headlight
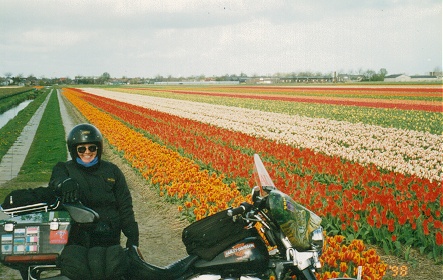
[310,226,324,256]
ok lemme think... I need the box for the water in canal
[0,100,33,130]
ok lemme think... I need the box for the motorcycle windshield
[268,190,322,250]
[252,154,322,250]
[253,154,276,196]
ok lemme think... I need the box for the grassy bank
[0,87,36,114]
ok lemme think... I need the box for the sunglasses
[77,145,98,153]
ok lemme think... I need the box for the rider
[49,123,139,249]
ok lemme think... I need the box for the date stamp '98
[388,265,409,277]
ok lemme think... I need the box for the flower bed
[62,87,442,278]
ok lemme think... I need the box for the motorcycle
[0,154,355,280]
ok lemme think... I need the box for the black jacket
[49,160,139,248]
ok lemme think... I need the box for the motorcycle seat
[127,245,199,280]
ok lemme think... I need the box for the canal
[0,100,33,129]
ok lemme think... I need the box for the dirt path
[106,148,190,265]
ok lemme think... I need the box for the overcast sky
[0,0,441,78]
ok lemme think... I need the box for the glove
[123,222,139,248]
[56,178,80,203]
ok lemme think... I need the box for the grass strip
[0,87,33,98]
[17,91,67,182]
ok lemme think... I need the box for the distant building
[278,76,333,83]
[384,74,439,82]
[336,74,365,82]
[384,74,411,82]
[410,75,439,82]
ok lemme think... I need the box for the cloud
[0,0,441,78]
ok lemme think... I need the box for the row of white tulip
[83,88,442,182]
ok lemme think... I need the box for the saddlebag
[1,187,55,210]
[0,208,71,265]
[182,209,254,260]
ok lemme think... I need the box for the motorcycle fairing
[267,190,322,251]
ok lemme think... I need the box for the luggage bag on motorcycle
[0,210,71,265]
[182,209,254,260]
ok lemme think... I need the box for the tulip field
[61,85,442,279]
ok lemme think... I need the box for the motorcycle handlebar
[227,202,252,217]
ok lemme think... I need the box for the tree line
[1,68,391,86]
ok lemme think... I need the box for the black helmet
[67,123,103,160]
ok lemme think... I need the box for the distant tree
[102,72,111,79]
[27,74,37,85]
[98,72,111,84]
[11,73,24,85]
[431,66,442,76]
[379,68,388,77]
[363,69,376,81]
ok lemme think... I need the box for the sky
[0,0,441,79]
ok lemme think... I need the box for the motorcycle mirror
[252,186,260,202]
[63,203,100,223]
